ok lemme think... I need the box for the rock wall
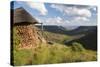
[15,24,46,49]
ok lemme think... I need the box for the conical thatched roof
[13,7,38,24]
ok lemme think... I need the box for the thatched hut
[13,7,38,25]
[13,7,46,49]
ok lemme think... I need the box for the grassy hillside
[13,42,97,66]
[12,27,97,66]
[43,31,71,44]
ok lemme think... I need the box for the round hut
[13,7,46,49]
[14,7,38,25]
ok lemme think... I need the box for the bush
[71,42,85,52]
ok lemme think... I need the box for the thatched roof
[13,7,38,24]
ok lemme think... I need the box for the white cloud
[77,9,91,17]
[50,4,92,17]
[36,16,65,25]
[50,4,92,24]
[46,16,63,24]
[25,2,47,15]
[65,20,70,23]
[51,4,64,12]
[74,17,89,21]
[36,16,94,26]
[56,17,63,23]
[76,8,91,17]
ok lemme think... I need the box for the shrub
[71,42,85,52]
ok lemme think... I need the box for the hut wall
[15,24,46,49]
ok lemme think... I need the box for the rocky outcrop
[15,25,46,49]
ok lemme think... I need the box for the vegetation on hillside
[12,27,97,66]
[13,42,97,66]
[43,31,71,44]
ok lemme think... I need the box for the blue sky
[12,1,97,26]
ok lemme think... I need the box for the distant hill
[65,26,97,35]
[36,25,97,35]
[36,25,67,35]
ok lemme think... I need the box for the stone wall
[15,24,46,49]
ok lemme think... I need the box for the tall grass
[13,42,97,66]
[13,49,33,66]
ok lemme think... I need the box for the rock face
[15,25,46,49]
